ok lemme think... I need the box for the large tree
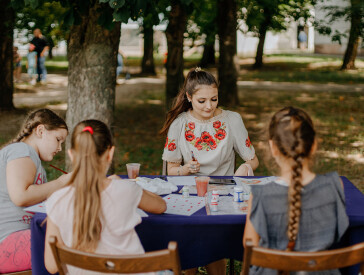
[242,0,313,68]
[217,0,239,106]
[0,0,14,110]
[315,0,363,70]
[165,0,189,108]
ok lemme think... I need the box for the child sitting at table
[0,108,70,274]
[243,107,349,274]
[44,119,167,274]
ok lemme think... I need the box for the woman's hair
[12,108,68,143]
[68,119,113,252]
[268,107,315,249]
[159,68,218,136]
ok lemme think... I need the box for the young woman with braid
[44,120,166,274]
[0,109,70,273]
[243,107,349,275]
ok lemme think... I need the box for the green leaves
[109,0,125,9]
[112,8,130,23]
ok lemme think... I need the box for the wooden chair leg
[3,271,32,275]
[229,258,234,275]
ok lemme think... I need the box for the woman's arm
[6,157,71,207]
[167,160,200,176]
[44,218,63,274]
[138,189,167,214]
[235,154,259,176]
[243,194,260,247]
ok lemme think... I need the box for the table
[31,176,364,274]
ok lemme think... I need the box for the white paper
[24,202,46,213]
[136,177,178,195]
[233,176,277,186]
[167,176,196,186]
[163,194,205,216]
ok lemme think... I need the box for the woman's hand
[186,160,200,174]
[234,163,253,176]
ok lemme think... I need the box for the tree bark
[141,20,156,75]
[253,15,271,69]
[165,1,187,108]
[0,0,14,110]
[217,0,239,106]
[66,3,120,156]
[341,0,361,70]
[200,35,216,68]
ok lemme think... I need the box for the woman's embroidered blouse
[162,110,255,176]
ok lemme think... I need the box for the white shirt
[162,110,255,176]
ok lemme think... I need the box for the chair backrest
[242,239,364,275]
[49,236,182,274]
[3,271,32,275]
[162,160,167,175]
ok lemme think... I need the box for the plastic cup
[126,163,140,179]
[195,176,210,197]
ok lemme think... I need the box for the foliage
[241,0,315,35]
[314,0,363,45]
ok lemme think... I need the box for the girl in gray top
[243,107,349,275]
[0,109,70,273]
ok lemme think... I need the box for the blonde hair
[68,120,113,252]
[269,107,315,249]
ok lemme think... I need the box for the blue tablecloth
[31,176,364,274]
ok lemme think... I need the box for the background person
[27,43,37,85]
[31,28,49,83]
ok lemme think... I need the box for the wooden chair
[49,236,182,274]
[242,239,364,275]
[3,271,32,275]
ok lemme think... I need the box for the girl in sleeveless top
[243,107,349,275]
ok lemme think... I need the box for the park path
[13,73,364,108]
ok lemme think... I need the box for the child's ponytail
[68,120,113,252]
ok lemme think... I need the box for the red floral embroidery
[215,129,226,140]
[245,137,252,148]
[185,130,195,142]
[213,121,221,128]
[168,142,176,151]
[207,138,217,150]
[184,121,227,151]
[164,137,168,148]
[201,131,212,142]
[195,137,203,150]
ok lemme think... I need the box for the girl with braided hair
[243,107,349,274]
[44,120,166,274]
[0,108,71,273]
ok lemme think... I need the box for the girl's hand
[58,172,72,187]
[187,160,200,174]
[234,164,253,176]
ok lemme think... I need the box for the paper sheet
[178,184,233,195]
[163,194,205,216]
[24,202,46,214]
[167,176,196,186]
[233,176,277,186]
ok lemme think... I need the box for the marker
[50,164,68,174]
[191,151,196,161]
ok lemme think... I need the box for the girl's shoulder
[169,112,188,130]
[1,142,37,162]
[107,179,142,194]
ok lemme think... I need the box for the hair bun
[195,67,202,72]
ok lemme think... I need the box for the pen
[191,151,196,161]
[50,164,68,174]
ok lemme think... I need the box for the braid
[269,106,316,251]
[12,121,41,143]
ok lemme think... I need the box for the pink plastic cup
[195,176,210,197]
[126,163,140,179]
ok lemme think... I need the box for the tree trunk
[165,1,187,108]
[66,3,120,157]
[253,15,270,69]
[217,0,239,107]
[0,0,14,110]
[341,0,361,70]
[141,20,156,75]
[200,37,216,68]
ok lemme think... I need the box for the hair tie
[82,126,94,135]
[195,67,202,72]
